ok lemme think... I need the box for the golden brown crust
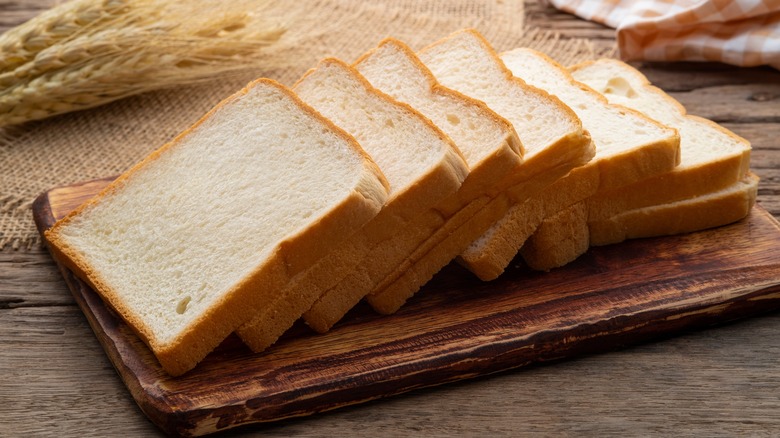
[444,135,599,281]
[271,79,391,196]
[459,117,678,279]
[592,164,734,216]
[520,202,590,272]
[589,173,759,246]
[588,143,749,221]
[366,129,595,312]
[457,164,600,280]
[45,81,268,366]
[366,38,526,209]
[367,191,514,314]
[516,59,754,272]
[505,50,681,190]
[301,57,470,213]
[523,173,758,270]
[354,38,525,219]
[503,51,681,192]
[454,196,547,281]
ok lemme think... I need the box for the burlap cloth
[0,0,613,250]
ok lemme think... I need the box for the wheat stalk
[0,0,285,127]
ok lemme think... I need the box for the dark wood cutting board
[33,177,780,437]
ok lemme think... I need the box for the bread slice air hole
[176,296,191,315]
[604,77,638,98]
[446,113,461,126]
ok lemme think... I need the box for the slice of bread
[235,58,469,350]
[520,173,758,270]
[589,173,759,245]
[521,59,755,270]
[354,38,524,206]
[457,48,680,281]
[571,59,752,219]
[454,196,548,280]
[44,79,389,376]
[365,29,595,314]
[301,39,523,333]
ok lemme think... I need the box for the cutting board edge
[30,180,780,437]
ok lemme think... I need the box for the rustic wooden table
[2,1,779,436]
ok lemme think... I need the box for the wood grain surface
[3,1,780,437]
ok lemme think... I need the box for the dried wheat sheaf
[0,0,285,126]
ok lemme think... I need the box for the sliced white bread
[365,29,595,314]
[520,173,758,270]
[589,172,758,245]
[521,59,755,270]
[44,79,389,376]
[457,48,680,280]
[302,39,523,333]
[235,59,469,351]
[454,195,548,280]
[571,59,752,219]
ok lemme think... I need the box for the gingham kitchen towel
[548,0,780,69]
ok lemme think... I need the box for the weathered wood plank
[0,306,159,436]
[2,306,779,437]
[0,247,73,308]
[639,63,780,92]
[732,120,780,217]
[253,314,780,437]
[524,0,615,40]
[669,84,780,123]
[722,122,780,151]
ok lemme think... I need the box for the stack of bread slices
[44,29,756,376]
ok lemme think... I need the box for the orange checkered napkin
[548,0,780,69]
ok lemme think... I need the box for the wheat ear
[0,0,285,127]
[0,0,131,74]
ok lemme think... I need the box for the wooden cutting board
[33,177,780,437]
